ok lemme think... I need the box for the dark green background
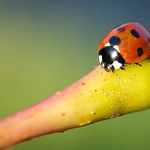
[0,1,150,150]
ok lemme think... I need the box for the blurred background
[0,0,150,150]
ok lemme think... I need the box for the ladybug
[98,22,150,72]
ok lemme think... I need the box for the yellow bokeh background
[0,1,150,150]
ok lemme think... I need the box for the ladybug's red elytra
[98,22,150,72]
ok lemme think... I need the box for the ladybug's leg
[124,62,131,66]
[120,67,125,71]
[135,63,142,66]
[111,67,115,73]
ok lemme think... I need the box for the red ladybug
[98,22,150,72]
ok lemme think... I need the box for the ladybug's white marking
[111,50,118,59]
[112,60,122,69]
[113,45,120,52]
[102,63,105,68]
[104,43,110,47]
[99,55,102,63]
[107,65,110,70]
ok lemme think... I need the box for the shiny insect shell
[98,22,150,72]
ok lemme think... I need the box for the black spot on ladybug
[113,24,126,32]
[131,29,140,38]
[109,36,121,46]
[117,27,126,32]
[113,24,124,30]
[117,27,122,31]
[137,47,143,57]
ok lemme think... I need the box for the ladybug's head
[98,46,126,72]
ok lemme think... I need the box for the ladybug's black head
[98,46,126,72]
